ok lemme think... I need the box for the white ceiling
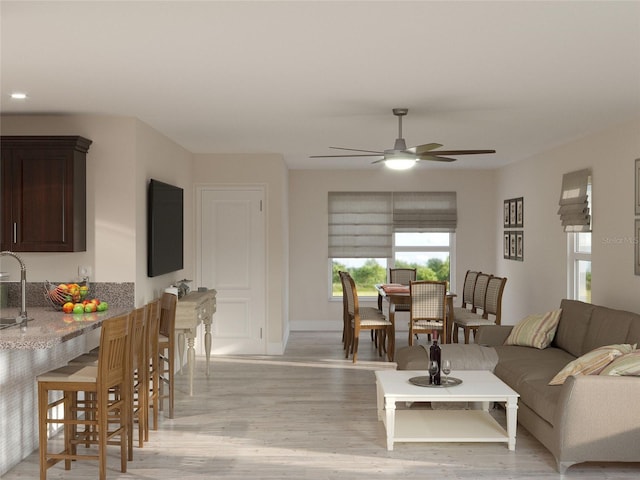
[2,1,639,170]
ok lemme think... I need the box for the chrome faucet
[0,251,28,327]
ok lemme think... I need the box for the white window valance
[558,169,591,232]
[328,191,457,258]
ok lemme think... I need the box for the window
[566,179,592,302]
[329,192,456,298]
[568,232,591,302]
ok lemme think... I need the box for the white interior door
[197,186,266,354]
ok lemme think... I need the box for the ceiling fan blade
[418,155,457,162]
[429,149,496,155]
[406,143,443,154]
[309,154,383,158]
[330,146,384,154]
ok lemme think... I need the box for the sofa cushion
[599,350,640,376]
[493,345,574,425]
[503,309,561,349]
[582,305,640,354]
[548,344,636,385]
[395,344,499,371]
[553,299,595,357]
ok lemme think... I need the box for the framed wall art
[635,158,640,216]
[510,200,517,226]
[510,232,517,258]
[635,219,640,276]
[504,201,510,227]
[515,231,524,261]
[504,232,511,259]
[515,197,524,228]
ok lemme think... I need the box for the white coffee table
[375,370,519,451]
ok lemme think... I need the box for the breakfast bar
[0,306,128,476]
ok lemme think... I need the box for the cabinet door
[1,144,86,252]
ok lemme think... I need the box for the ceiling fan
[310,108,496,170]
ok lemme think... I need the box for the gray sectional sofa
[397,299,640,472]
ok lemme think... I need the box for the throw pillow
[503,309,562,349]
[549,344,636,385]
[599,349,640,376]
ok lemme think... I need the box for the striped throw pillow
[504,309,562,349]
[599,349,640,376]
[549,344,636,385]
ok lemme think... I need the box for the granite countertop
[0,306,129,349]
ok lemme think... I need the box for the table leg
[506,397,518,450]
[388,301,396,361]
[204,321,212,377]
[187,336,196,396]
[445,296,455,344]
[177,332,185,375]
[384,397,396,451]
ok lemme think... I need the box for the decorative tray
[408,376,463,388]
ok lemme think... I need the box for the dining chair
[388,268,416,313]
[338,271,350,349]
[408,280,447,346]
[342,272,393,363]
[454,270,481,312]
[37,313,130,480]
[158,292,177,419]
[453,275,507,343]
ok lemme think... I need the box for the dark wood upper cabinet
[1,136,92,252]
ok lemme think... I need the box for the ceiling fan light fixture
[384,157,417,170]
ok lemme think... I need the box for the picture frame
[504,200,510,227]
[635,219,640,276]
[515,197,524,228]
[509,200,517,227]
[635,158,640,216]
[515,231,524,261]
[504,232,511,259]
[509,231,517,258]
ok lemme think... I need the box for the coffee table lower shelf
[389,409,509,445]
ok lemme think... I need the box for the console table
[175,289,217,395]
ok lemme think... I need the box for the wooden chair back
[410,280,447,323]
[389,268,417,285]
[471,273,491,313]
[98,313,130,391]
[460,270,481,308]
[483,276,507,325]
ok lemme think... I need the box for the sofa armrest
[474,325,513,346]
[553,375,640,466]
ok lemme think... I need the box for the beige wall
[288,168,497,330]
[134,120,194,305]
[193,154,289,352]
[496,119,640,322]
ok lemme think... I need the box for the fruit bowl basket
[44,280,89,311]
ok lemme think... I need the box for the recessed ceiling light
[10,92,28,100]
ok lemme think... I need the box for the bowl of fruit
[44,281,108,314]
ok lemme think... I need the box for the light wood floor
[5,332,640,479]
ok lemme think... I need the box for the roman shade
[328,191,457,258]
[557,169,591,232]
[328,192,393,258]
[392,191,457,232]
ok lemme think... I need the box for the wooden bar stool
[145,298,161,434]
[128,306,147,456]
[37,313,130,480]
[158,292,177,419]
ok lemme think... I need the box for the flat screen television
[147,179,184,277]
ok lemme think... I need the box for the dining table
[375,283,457,345]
